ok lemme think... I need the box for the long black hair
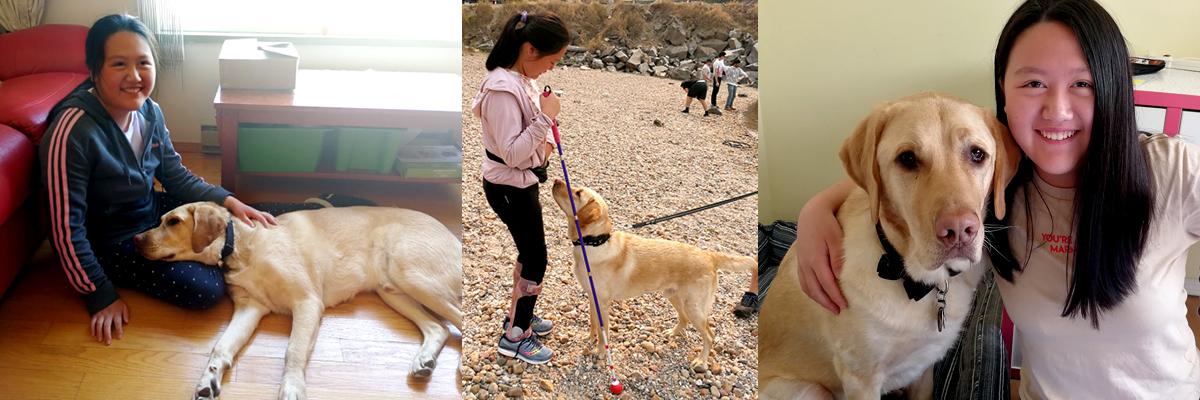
[485,11,570,71]
[85,14,158,79]
[986,0,1154,329]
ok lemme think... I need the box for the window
[173,0,460,46]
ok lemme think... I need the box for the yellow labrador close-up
[759,92,1020,400]
[550,180,755,371]
[135,203,462,400]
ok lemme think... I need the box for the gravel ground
[459,50,759,400]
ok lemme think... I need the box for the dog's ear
[840,103,890,224]
[191,203,225,254]
[983,110,1021,220]
[576,190,602,226]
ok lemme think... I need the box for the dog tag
[936,283,947,332]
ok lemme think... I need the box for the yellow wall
[759,0,1200,278]
[42,0,461,144]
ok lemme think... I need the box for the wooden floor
[0,149,461,399]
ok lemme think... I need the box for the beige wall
[760,0,1200,280]
[43,0,462,144]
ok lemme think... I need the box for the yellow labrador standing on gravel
[550,180,755,371]
[136,203,462,400]
[759,93,1020,400]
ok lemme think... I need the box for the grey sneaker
[498,327,553,365]
[733,292,759,318]
[503,315,554,336]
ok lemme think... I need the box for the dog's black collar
[571,234,611,247]
[875,223,960,301]
[221,219,235,261]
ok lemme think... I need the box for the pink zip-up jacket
[472,67,555,188]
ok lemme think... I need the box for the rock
[693,363,708,373]
[628,49,644,65]
[664,44,689,60]
[567,45,586,53]
[580,65,591,70]
[641,341,656,352]
[665,23,688,45]
[638,63,651,75]
[700,388,710,397]
[694,26,727,41]
[700,39,728,52]
[668,66,692,81]
[540,379,554,392]
[507,386,523,398]
[591,59,604,70]
[707,106,724,116]
[605,66,617,72]
[695,46,719,61]
[648,47,659,58]
[747,43,758,65]
[513,363,526,374]
[653,65,668,77]
[603,55,617,64]
[615,50,628,61]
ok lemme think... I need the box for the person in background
[724,60,749,111]
[680,78,711,116]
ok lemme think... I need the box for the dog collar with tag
[875,222,955,332]
[221,219,235,262]
[571,234,611,247]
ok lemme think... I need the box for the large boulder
[627,49,644,66]
[746,43,758,64]
[664,22,688,45]
[700,39,728,52]
[668,66,694,80]
[664,44,689,60]
[694,26,728,41]
[727,38,742,51]
[695,46,719,61]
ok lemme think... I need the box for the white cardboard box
[218,38,299,90]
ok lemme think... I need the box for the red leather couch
[0,25,89,296]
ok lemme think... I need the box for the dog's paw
[689,357,709,373]
[194,370,221,399]
[409,353,437,378]
[277,379,307,400]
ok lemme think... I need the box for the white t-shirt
[124,111,145,161]
[997,134,1200,400]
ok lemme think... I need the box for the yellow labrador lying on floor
[759,92,1019,400]
[550,180,754,370]
[135,203,462,400]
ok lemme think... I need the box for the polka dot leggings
[93,193,321,310]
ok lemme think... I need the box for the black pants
[95,193,320,310]
[711,77,722,107]
[482,179,547,331]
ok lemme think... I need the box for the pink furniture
[1134,68,1200,139]
[0,24,90,295]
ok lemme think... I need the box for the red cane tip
[609,379,623,395]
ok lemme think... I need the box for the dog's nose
[935,209,978,248]
[132,233,144,246]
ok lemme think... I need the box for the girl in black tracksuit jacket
[41,80,233,315]
[37,14,281,346]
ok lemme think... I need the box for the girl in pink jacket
[471,10,569,365]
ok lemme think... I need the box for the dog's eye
[896,151,919,170]
[969,147,988,164]
[574,189,582,197]
[166,217,181,227]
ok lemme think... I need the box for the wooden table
[213,69,461,193]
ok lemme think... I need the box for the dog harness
[571,234,611,247]
[875,223,954,332]
[221,219,236,262]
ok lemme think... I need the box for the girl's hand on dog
[91,299,129,345]
[223,196,278,228]
[540,91,561,121]
[795,180,854,314]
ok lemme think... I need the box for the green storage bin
[396,145,461,179]
[335,128,421,173]
[238,125,328,173]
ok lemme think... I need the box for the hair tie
[516,11,529,29]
